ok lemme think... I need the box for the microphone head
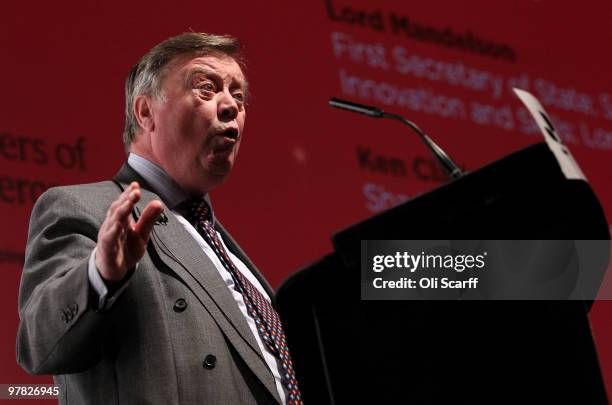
[329,97,383,118]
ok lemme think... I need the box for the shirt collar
[127,153,216,223]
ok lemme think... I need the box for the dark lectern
[277,143,610,405]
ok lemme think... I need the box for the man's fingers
[100,182,140,245]
[96,182,141,279]
[107,182,140,217]
[110,188,141,227]
[134,200,165,241]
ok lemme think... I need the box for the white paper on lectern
[513,88,586,181]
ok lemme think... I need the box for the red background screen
[2,0,612,401]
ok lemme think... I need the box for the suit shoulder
[32,181,121,222]
[38,181,119,204]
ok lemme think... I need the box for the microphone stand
[329,98,464,180]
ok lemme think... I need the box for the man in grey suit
[17,32,302,405]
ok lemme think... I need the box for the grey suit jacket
[17,164,282,405]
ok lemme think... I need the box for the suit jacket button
[173,298,187,313]
[203,354,217,369]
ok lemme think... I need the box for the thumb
[134,200,165,241]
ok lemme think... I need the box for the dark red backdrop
[2,0,612,402]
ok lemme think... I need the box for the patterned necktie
[182,198,303,405]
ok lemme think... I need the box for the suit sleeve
[16,186,111,375]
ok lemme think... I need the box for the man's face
[148,54,247,195]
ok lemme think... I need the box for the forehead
[164,54,246,85]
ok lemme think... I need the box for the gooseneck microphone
[329,98,464,180]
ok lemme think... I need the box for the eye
[201,81,216,92]
[194,77,216,92]
[232,92,244,103]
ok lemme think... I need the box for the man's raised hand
[95,182,165,282]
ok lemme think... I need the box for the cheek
[169,98,211,130]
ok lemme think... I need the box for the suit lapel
[113,163,282,404]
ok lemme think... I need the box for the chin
[209,156,234,176]
[204,165,232,186]
[210,169,231,185]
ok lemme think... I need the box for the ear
[134,95,155,132]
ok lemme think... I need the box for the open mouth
[212,128,239,152]
[220,128,239,141]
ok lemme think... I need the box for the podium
[277,142,611,404]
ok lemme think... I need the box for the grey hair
[122,32,246,151]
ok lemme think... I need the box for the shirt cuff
[88,248,133,311]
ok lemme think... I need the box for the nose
[218,90,239,122]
